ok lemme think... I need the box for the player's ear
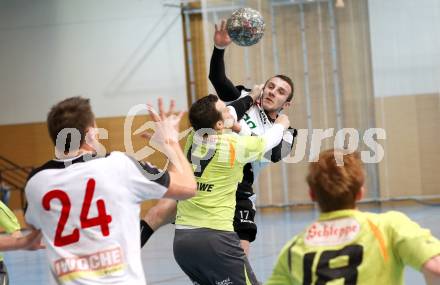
[355,186,365,201]
[309,188,316,201]
[282,100,292,110]
[85,126,97,142]
[214,120,224,130]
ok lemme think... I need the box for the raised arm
[143,99,197,200]
[209,20,241,102]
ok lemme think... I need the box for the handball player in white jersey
[25,97,196,285]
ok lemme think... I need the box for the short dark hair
[306,149,365,212]
[47,96,95,152]
[270,74,294,102]
[189,94,222,131]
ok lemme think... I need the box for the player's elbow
[165,173,197,200]
[179,179,197,200]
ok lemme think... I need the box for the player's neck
[55,145,95,159]
[266,110,278,121]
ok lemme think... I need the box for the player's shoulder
[278,234,303,258]
[27,153,122,183]
[105,151,129,161]
[27,160,60,183]
[363,210,410,223]
[360,210,414,236]
[221,132,261,145]
[218,132,241,142]
[105,151,154,171]
[97,152,168,185]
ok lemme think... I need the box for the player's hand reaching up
[214,20,232,48]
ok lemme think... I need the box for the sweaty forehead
[268,77,291,93]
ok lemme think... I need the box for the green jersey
[176,131,266,231]
[0,200,20,234]
[0,200,20,261]
[266,209,440,285]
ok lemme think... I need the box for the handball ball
[226,8,265,47]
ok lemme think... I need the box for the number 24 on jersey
[42,178,112,247]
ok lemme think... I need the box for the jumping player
[173,94,290,285]
[139,20,297,256]
[209,19,297,254]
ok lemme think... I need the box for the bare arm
[0,229,44,251]
[209,48,241,102]
[209,20,241,102]
[143,99,197,201]
[163,142,197,200]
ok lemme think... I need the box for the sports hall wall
[0,0,439,211]
[0,0,189,211]
[195,0,440,205]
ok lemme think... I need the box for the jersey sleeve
[387,211,440,270]
[208,47,241,102]
[0,201,20,233]
[265,127,297,163]
[234,135,266,164]
[266,238,297,285]
[120,153,170,202]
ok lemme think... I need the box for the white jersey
[25,151,169,285]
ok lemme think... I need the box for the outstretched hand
[140,98,185,171]
[214,19,232,48]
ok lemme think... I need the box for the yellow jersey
[266,209,440,285]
